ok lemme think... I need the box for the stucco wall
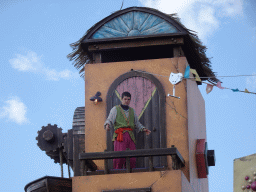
[187,78,208,192]
[84,57,189,178]
[78,57,210,192]
[73,170,187,192]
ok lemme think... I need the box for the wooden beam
[92,52,102,63]
[73,134,84,176]
[79,147,185,167]
[103,187,151,192]
[88,37,184,52]
[173,46,185,57]
[73,167,165,176]
[102,187,151,192]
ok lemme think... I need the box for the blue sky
[0,0,255,191]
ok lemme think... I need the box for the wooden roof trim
[84,32,187,44]
[88,36,184,52]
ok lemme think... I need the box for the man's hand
[105,124,110,131]
[144,128,151,136]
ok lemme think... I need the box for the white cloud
[252,27,256,42]
[139,0,243,40]
[44,68,75,81]
[213,0,243,17]
[9,51,43,72]
[9,51,78,81]
[0,97,28,124]
[246,73,256,91]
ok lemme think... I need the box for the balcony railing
[79,145,185,176]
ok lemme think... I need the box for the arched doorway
[106,70,166,169]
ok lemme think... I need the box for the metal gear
[36,124,63,153]
[46,148,68,164]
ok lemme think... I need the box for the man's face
[121,96,131,106]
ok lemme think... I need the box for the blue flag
[231,88,239,92]
[184,65,190,79]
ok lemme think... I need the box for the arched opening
[106,70,167,169]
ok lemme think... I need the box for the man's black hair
[121,92,131,99]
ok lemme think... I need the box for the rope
[133,69,256,79]
[59,148,63,178]
[133,70,256,94]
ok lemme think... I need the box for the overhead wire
[132,70,256,95]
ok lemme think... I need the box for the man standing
[104,91,151,169]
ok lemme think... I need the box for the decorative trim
[90,11,179,40]
[83,7,187,43]
[138,87,157,120]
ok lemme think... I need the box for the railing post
[81,160,86,176]
[171,154,178,170]
[104,150,109,174]
[126,148,131,173]
[84,164,88,176]
[149,156,154,171]
[171,145,182,170]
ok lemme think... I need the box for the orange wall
[73,170,187,192]
[84,57,189,178]
[81,57,209,192]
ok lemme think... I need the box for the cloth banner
[216,81,225,89]
[206,84,214,94]
[190,69,201,82]
[184,65,190,79]
[231,88,239,92]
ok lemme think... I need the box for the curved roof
[68,7,218,83]
[82,7,187,42]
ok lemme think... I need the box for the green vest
[112,105,136,143]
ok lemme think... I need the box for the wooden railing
[79,146,185,176]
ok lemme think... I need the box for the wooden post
[149,156,154,171]
[104,150,109,174]
[173,46,184,57]
[84,164,88,176]
[68,161,71,178]
[171,154,178,170]
[93,52,102,63]
[73,132,85,176]
[126,148,131,173]
[81,160,86,176]
[171,145,183,170]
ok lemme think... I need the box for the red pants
[113,131,136,169]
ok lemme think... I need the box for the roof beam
[87,37,184,52]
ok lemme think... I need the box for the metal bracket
[167,85,180,99]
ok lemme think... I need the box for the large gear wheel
[46,148,68,164]
[36,124,63,153]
